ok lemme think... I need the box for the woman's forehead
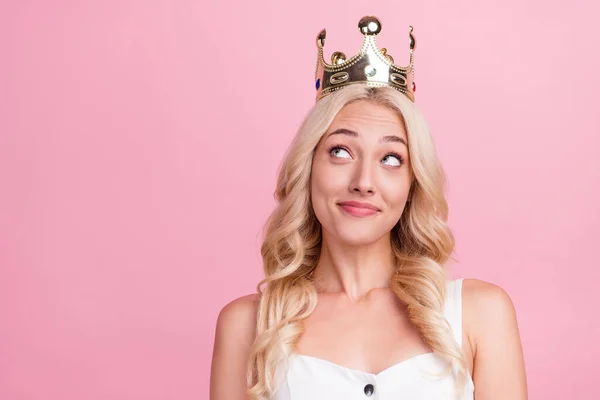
[327,102,407,140]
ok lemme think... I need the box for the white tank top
[270,278,475,400]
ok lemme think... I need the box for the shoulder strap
[443,278,464,347]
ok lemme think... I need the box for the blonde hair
[247,85,469,399]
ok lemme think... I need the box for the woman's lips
[338,204,379,217]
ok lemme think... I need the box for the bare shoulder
[462,278,516,317]
[210,293,261,400]
[461,278,528,399]
[216,293,261,332]
[462,278,518,348]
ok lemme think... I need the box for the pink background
[1,1,598,399]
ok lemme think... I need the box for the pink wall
[1,1,598,399]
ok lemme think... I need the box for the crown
[314,16,416,102]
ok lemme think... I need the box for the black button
[364,383,374,396]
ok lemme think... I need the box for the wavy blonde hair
[246,84,469,400]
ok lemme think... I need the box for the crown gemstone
[316,78,321,90]
[412,81,416,92]
[365,65,376,77]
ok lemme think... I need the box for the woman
[210,16,527,400]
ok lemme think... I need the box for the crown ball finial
[409,25,416,50]
[331,51,347,65]
[358,16,382,36]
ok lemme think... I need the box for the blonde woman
[210,16,527,400]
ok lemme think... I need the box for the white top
[270,278,475,400]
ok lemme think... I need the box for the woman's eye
[382,154,403,167]
[329,146,351,159]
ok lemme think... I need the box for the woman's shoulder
[216,293,261,333]
[210,293,261,397]
[459,280,527,396]
[461,278,520,350]
[461,278,515,311]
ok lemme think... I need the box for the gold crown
[314,16,416,102]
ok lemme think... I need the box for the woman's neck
[311,233,395,300]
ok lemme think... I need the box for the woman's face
[310,100,413,246]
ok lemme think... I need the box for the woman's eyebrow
[327,128,407,147]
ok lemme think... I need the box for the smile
[337,203,380,217]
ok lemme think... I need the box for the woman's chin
[332,230,383,247]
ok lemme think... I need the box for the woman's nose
[350,160,375,194]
